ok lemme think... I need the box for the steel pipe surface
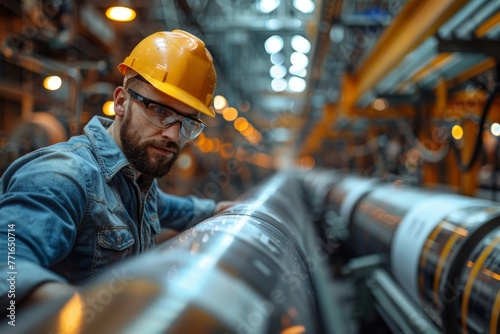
[4,171,338,334]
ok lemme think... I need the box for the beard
[120,111,181,178]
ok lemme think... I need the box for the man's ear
[113,86,127,117]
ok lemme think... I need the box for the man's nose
[161,121,182,141]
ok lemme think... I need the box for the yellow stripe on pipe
[461,236,500,334]
[490,288,500,334]
[433,232,461,304]
[419,224,444,302]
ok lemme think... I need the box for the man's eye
[150,105,168,115]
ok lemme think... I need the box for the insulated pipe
[5,171,342,334]
[304,170,380,247]
[316,171,500,334]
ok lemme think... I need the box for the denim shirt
[0,116,216,307]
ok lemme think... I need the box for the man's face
[120,107,181,178]
[118,81,194,178]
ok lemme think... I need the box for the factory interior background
[3,0,500,201]
[2,0,500,333]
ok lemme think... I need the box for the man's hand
[156,228,181,244]
[214,200,236,214]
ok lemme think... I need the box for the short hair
[123,69,139,88]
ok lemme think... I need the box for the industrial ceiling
[1,0,500,172]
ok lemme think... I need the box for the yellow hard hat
[118,30,216,117]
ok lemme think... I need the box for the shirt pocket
[91,226,135,277]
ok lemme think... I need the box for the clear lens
[147,104,204,140]
[128,89,205,140]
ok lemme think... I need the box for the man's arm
[156,189,216,231]
[0,150,88,309]
[156,182,236,232]
[19,282,78,308]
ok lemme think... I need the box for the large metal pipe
[3,171,344,334]
[312,171,500,333]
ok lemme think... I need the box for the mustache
[148,140,180,154]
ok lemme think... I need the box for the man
[0,30,232,309]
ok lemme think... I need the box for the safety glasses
[127,88,205,140]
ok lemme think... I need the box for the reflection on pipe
[313,170,500,333]
[5,171,343,334]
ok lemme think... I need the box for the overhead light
[43,76,62,90]
[222,107,238,121]
[371,98,388,111]
[177,153,193,170]
[291,35,311,54]
[330,24,345,43]
[258,0,280,13]
[270,64,287,79]
[264,35,284,54]
[451,125,463,140]
[234,117,249,132]
[290,52,309,68]
[293,0,315,14]
[102,101,115,116]
[289,65,307,77]
[213,95,228,112]
[271,78,287,92]
[270,52,285,65]
[242,124,254,136]
[106,1,136,22]
[288,76,306,93]
[491,123,500,137]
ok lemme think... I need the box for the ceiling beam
[446,58,496,88]
[299,0,471,157]
[342,0,470,111]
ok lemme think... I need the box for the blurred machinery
[0,111,68,173]
[307,170,500,334]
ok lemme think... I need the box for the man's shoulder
[5,139,100,178]
[26,139,95,164]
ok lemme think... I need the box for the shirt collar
[84,116,131,182]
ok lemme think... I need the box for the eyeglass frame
[126,88,205,140]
